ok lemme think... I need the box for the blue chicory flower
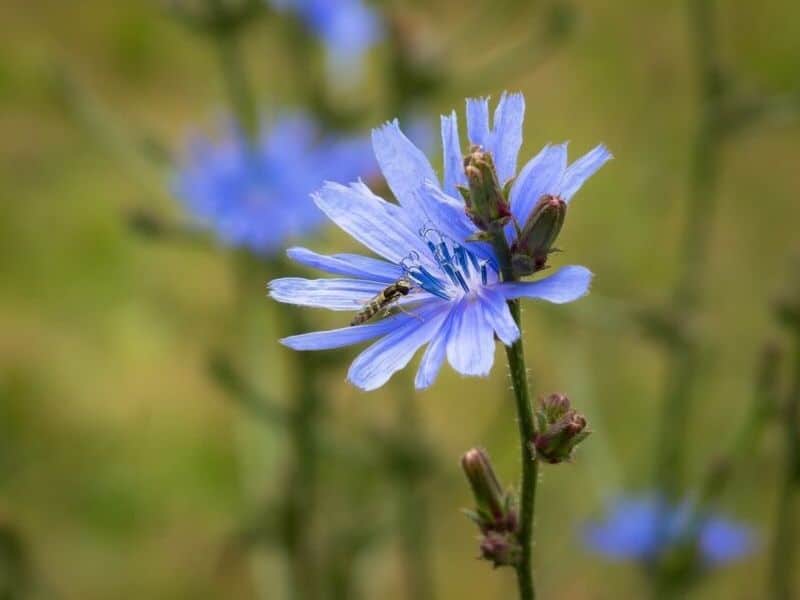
[173,114,375,255]
[582,495,755,567]
[267,0,383,74]
[269,92,611,391]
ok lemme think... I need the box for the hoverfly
[350,278,413,326]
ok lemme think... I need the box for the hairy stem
[491,232,537,600]
[506,300,538,600]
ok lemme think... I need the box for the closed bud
[511,194,567,276]
[461,448,520,568]
[479,530,522,568]
[461,448,506,521]
[532,394,590,464]
[463,147,511,232]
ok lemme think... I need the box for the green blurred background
[1,0,799,598]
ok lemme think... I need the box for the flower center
[400,228,498,300]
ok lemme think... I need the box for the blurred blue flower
[268,0,383,72]
[269,93,610,391]
[173,114,375,255]
[582,495,755,567]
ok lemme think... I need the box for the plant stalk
[652,0,724,500]
[491,231,538,600]
[770,338,800,600]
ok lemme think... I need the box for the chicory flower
[269,93,611,390]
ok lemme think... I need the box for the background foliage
[1,0,799,598]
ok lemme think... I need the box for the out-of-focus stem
[394,394,436,600]
[281,305,323,600]
[208,0,258,140]
[770,338,800,600]
[653,0,724,500]
[696,344,781,508]
[207,10,322,598]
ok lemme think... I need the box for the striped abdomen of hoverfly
[350,279,413,326]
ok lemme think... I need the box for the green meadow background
[1,1,799,598]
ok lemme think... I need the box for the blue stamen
[468,248,481,272]
[439,242,451,263]
[481,262,488,285]
[454,270,470,293]
[454,245,470,275]
[426,240,438,258]
[442,263,460,287]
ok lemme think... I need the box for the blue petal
[287,247,402,283]
[280,316,404,350]
[490,92,525,183]
[558,144,613,202]
[509,143,568,226]
[269,277,386,310]
[446,299,496,376]
[347,304,449,391]
[479,287,520,345]
[441,110,466,198]
[371,120,438,205]
[313,181,435,268]
[498,266,592,304]
[700,517,755,565]
[466,97,490,148]
[409,183,479,243]
[414,309,453,389]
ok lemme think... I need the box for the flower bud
[511,194,567,276]
[461,448,506,522]
[461,448,520,567]
[532,394,590,464]
[479,531,522,569]
[463,147,512,232]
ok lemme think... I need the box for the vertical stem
[209,1,259,140]
[492,233,537,600]
[207,11,322,598]
[770,340,800,600]
[282,306,323,600]
[394,394,435,600]
[506,300,538,600]
[653,0,724,499]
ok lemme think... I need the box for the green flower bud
[463,147,512,232]
[461,448,520,568]
[461,448,506,521]
[532,394,590,464]
[511,194,567,277]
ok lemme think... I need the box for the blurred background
[1,0,799,598]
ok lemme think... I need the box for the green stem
[491,232,537,600]
[770,339,800,600]
[506,300,538,600]
[208,0,259,140]
[394,393,436,600]
[207,12,322,598]
[653,0,724,500]
[282,307,323,600]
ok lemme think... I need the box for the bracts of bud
[510,194,567,277]
[460,448,521,568]
[460,147,512,234]
[531,393,590,464]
